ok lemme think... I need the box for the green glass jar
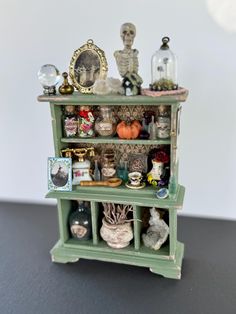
[69,200,92,240]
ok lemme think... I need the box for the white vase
[149,159,164,180]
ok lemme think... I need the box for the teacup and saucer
[125,172,146,189]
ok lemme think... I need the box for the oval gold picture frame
[69,39,108,94]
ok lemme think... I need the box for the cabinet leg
[149,266,181,280]
[51,254,79,264]
[149,241,184,280]
[50,240,80,264]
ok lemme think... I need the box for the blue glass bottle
[117,161,129,182]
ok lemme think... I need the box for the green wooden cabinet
[38,91,188,279]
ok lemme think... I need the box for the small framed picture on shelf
[48,157,72,191]
[69,39,108,94]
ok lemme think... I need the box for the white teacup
[128,172,142,186]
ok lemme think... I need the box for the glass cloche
[150,37,178,91]
[38,64,61,95]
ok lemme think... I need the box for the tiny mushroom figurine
[114,22,143,96]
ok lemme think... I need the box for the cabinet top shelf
[38,89,188,105]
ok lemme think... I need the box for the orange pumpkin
[117,119,141,139]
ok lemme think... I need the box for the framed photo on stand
[48,157,72,191]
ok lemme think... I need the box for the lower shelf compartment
[50,240,184,280]
[64,238,170,260]
[55,198,181,278]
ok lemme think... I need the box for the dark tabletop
[0,201,235,314]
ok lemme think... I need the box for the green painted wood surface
[64,238,170,259]
[38,90,188,105]
[50,104,63,157]
[61,136,171,145]
[57,200,70,242]
[50,240,184,279]
[91,201,99,245]
[169,104,179,194]
[169,210,177,258]
[46,184,185,209]
[133,205,142,250]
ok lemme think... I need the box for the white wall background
[0,0,235,219]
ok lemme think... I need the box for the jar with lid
[151,37,178,91]
[62,105,77,137]
[69,200,92,240]
[101,149,116,180]
[78,105,95,138]
[95,106,117,137]
[156,105,171,139]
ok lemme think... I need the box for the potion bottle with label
[95,106,117,137]
[69,200,92,240]
[157,105,171,139]
[62,105,78,137]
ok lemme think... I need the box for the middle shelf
[46,184,185,209]
[61,137,171,145]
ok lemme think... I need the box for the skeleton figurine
[142,207,169,250]
[114,23,143,95]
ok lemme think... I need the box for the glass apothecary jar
[78,105,95,138]
[95,106,117,137]
[156,105,171,139]
[101,149,116,180]
[151,37,178,91]
[62,105,77,137]
[69,200,92,240]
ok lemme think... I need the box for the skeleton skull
[120,23,136,49]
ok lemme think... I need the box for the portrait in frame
[69,39,108,94]
[48,157,72,191]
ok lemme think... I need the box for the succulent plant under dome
[150,37,178,91]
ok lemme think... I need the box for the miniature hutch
[38,91,188,279]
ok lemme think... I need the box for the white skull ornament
[120,23,136,49]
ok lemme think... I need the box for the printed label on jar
[64,118,77,136]
[73,169,89,177]
[101,167,116,177]
[157,118,170,138]
[71,224,87,238]
[98,122,112,131]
